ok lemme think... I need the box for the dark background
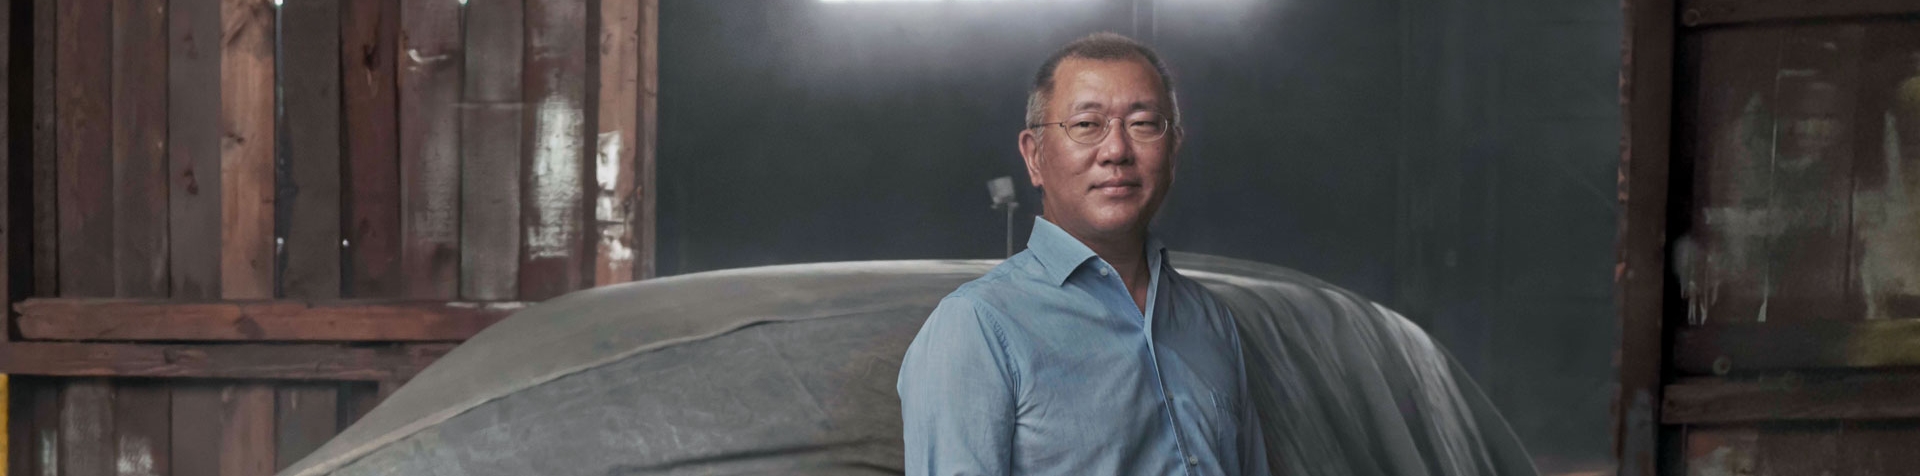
[657,0,1620,472]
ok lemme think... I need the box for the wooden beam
[1664,373,1920,424]
[0,341,451,381]
[14,299,524,342]
[521,0,589,300]
[595,0,638,287]
[1680,0,1920,27]
[459,0,525,300]
[1616,0,1676,473]
[1673,319,1920,375]
[220,0,276,300]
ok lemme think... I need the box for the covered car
[281,253,1536,476]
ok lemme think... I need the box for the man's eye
[1071,121,1100,129]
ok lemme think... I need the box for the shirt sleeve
[897,297,1019,476]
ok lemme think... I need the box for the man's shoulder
[940,252,1047,315]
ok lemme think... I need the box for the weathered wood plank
[220,0,276,300]
[1678,25,1863,326]
[335,382,379,433]
[170,0,223,300]
[113,0,171,298]
[112,382,171,476]
[399,0,461,300]
[55,0,113,298]
[15,298,524,341]
[31,0,56,298]
[5,377,35,476]
[1849,22,1920,322]
[342,0,402,299]
[595,0,638,286]
[1680,0,1920,27]
[638,0,658,281]
[1616,0,1675,472]
[58,379,110,476]
[282,0,344,300]
[170,384,222,476]
[1673,319,1920,375]
[459,0,524,300]
[0,342,453,381]
[275,384,337,471]
[1665,373,1920,424]
[23,379,61,476]
[219,384,274,476]
[521,0,589,300]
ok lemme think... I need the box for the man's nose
[1094,121,1134,166]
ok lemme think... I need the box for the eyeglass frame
[1025,111,1178,145]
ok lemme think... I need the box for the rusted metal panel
[55,0,112,299]
[521,0,589,300]
[169,0,222,300]
[283,0,344,300]
[112,0,170,298]
[220,0,276,301]
[398,0,461,300]
[1617,0,1676,473]
[342,0,403,299]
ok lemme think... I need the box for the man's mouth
[1090,179,1141,196]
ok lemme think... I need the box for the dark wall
[658,0,1618,472]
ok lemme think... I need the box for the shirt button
[1098,267,1110,277]
[1187,456,1199,466]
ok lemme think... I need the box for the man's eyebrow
[1069,101,1105,113]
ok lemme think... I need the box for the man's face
[1020,56,1178,242]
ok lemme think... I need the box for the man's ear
[1019,129,1045,190]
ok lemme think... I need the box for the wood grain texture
[1680,0,1920,27]
[170,384,223,476]
[342,0,403,298]
[638,0,658,281]
[1665,373,1920,424]
[58,379,110,476]
[31,0,56,298]
[220,0,276,300]
[24,380,62,476]
[112,382,171,476]
[1674,318,1920,375]
[282,0,344,300]
[1615,0,1675,473]
[274,384,337,471]
[113,0,171,298]
[55,0,113,298]
[521,0,589,300]
[459,0,524,300]
[0,342,453,381]
[219,384,274,476]
[16,298,524,341]
[170,0,224,300]
[398,0,461,300]
[1849,23,1920,322]
[595,0,638,286]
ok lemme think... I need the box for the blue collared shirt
[899,217,1269,475]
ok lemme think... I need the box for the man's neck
[1052,220,1152,312]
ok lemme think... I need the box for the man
[898,33,1269,475]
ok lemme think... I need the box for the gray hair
[1024,32,1180,130]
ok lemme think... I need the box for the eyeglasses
[1028,111,1173,145]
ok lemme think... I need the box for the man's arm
[898,297,1018,476]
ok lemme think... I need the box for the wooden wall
[1617,0,1920,474]
[1,0,659,473]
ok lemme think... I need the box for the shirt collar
[1028,217,1168,286]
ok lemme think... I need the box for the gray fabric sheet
[281,254,1536,476]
